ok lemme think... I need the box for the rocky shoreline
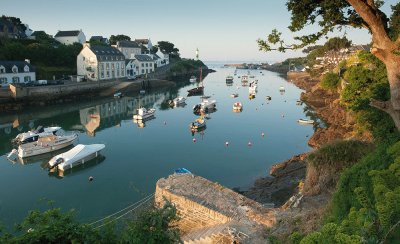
[241,71,370,207]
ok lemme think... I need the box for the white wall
[0,72,36,86]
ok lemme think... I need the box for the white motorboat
[233,102,243,112]
[231,93,239,98]
[133,107,156,120]
[241,75,248,83]
[172,96,186,106]
[13,126,61,144]
[297,119,315,124]
[17,134,78,158]
[279,86,285,92]
[193,99,217,113]
[48,144,105,171]
[189,76,197,83]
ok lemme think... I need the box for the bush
[320,72,340,90]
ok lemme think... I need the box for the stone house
[133,54,154,76]
[55,30,86,45]
[77,44,126,81]
[0,60,36,87]
[114,41,142,59]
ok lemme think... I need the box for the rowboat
[297,119,315,124]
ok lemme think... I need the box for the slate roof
[117,40,140,48]
[125,59,135,65]
[88,45,125,61]
[0,61,35,73]
[152,53,161,60]
[55,30,81,37]
[134,54,154,62]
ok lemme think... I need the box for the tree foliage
[320,72,341,91]
[157,41,180,57]
[109,34,131,45]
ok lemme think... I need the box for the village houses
[114,40,142,59]
[77,44,126,81]
[0,60,36,87]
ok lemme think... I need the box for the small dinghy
[175,168,192,174]
[48,144,105,171]
[226,75,234,83]
[266,96,272,100]
[279,86,285,92]
[189,116,206,131]
[133,107,156,120]
[169,96,186,106]
[297,119,315,125]
[189,76,197,83]
[231,93,239,98]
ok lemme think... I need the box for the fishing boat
[133,107,156,120]
[13,126,61,144]
[232,102,243,112]
[48,144,105,171]
[169,96,186,106]
[249,93,256,100]
[249,86,257,93]
[189,76,197,83]
[231,93,239,98]
[226,75,234,83]
[189,116,206,131]
[15,134,78,158]
[187,86,204,96]
[297,119,315,124]
[279,86,285,92]
[241,75,248,83]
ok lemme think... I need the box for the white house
[77,44,126,81]
[133,54,154,76]
[135,39,153,53]
[152,50,169,68]
[125,59,137,79]
[114,41,142,59]
[55,30,86,45]
[0,60,36,87]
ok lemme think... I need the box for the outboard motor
[49,157,64,170]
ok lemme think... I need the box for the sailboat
[187,67,204,96]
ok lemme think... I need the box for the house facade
[55,30,86,45]
[152,50,169,68]
[133,54,154,76]
[0,60,36,87]
[77,44,126,81]
[114,41,142,59]
[125,59,137,79]
[135,39,153,53]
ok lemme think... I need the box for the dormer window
[24,65,30,72]
[0,66,5,74]
[12,65,18,73]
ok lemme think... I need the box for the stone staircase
[182,223,233,244]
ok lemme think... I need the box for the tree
[150,45,159,54]
[258,1,400,129]
[109,34,131,45]
[157,41,180,56]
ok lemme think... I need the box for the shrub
[320,72,340,90]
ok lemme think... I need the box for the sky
[2,0,398,63]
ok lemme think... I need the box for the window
[24,65,30,72]
[142,69,144,74]
[141,63,144,67]
[12,77,20,83]
[106,63,110,70]
[117,69,120,77]
[101,72,104,78]
[121,70,124,76]
[12,66,18,73]
[0,77,7,84]
[145,63,148,67]
[0,66,5,74]
[116,63,119,69]
[101,64,104,71]
[24,76,31,82]
[149,69,152,73]
[150,63,152,67]
[111,63,115,70]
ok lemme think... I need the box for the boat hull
[18,134,78,158]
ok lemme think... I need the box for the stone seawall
[10,81,118,100]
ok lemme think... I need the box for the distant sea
[204,61,272,69]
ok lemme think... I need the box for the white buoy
[261,132,265,137]
[193,138,196,143]
[89,176,94,181]
[248,141,252,147]
[225,141,229,147]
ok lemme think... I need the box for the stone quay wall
[155,184,232,234]
[10,81,118,100]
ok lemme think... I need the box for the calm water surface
[0,65,317,227]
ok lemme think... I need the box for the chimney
[25,59,30,64]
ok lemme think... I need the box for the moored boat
[48,144,105,171]
[189,116,206,131]
[266,96,272,100]
[17,134,78,158]
[189,76,197,83]
[133,107,156,120]
[187,86,204,96]
[169,96,186,106]
[232,102,243,112]
[114,92,123,98]
[241,75,248,83]
[279,86,285,92]
[175,168,192,174]
[193,99,217,113]
[297,119,315,124]
[226,75,234,83]
[231,93,239,98]
[13,126,61,144]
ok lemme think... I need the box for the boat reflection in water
[133,116,156,128]
[48,155,106,178]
